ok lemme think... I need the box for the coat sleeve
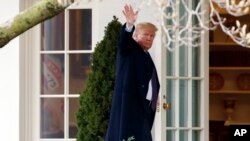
[118,23,136,56]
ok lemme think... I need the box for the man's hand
[122,4,138,28]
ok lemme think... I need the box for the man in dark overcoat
[105,4,160,141]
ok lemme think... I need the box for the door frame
[153,0,210,141]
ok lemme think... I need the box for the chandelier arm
[163,35,175,52]
[164,29,175,47]
[179,1,195,35]
[196,3,210,30]
[179,13,188,23]
[218,17,250,47]
[180,0,190,12]
[194,0,203,13]
[197,13,210,31]
[179,30,200,47]
[132,0,250,50]
[209,15,221,27]
[178,15,192,36]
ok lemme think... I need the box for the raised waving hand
[122,4,139,27]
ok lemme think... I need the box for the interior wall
[210,95,250,123]
[209,14,250,125]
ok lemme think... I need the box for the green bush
[76,16,122,141]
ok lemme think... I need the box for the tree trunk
[0,0,74,48]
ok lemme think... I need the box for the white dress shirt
[146,79,153,100]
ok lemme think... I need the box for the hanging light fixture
[143,0,211,51]
[210,0,250,48]
[129,0,250,51]
[74,0,250,50]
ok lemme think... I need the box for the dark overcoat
[105,24,160,141]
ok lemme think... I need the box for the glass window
[69,53,91,94]
[192,80,201,127]
[40,98,64,138]
[69,9,92,50]
[40,8,93,140]
[69,98,79,138]
[41,54,65,95]
[41,12,65,51]
[179,80,188,127]
[166,79,176,127]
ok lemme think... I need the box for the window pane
[180,130,188,141]
[192,80,201,127]
[166,130,175,141]
[179,47,188,76]
[192,47,200,77]
[179,80,188,127]
[41,98,64,138]
[192,130,200,141]
[41,12,65,51]
[192,0,201,77]
[166,49,175,76]
[41,54,64,94]
[179,0,187,27]
[69,54,91,94]
[69,98,79,138]
[166,79,175,127]
[69,9,92,50]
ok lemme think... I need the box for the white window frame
[20,0,99,141]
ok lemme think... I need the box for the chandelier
[125,0,250,51]
[73,0,250,51]
[210,0,250,48]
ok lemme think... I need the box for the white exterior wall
[0,0,19,141]
[96,0,161,59]
[0,0,161,141]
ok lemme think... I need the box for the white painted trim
[174,42,180,141]
[65,9,70,139]
[20,0,41,141]
[153,23,166,141]
[40,50,94,54]
[201,1,210,141]
[19,24,40,141]
[19,25,41,141]
[187,1,193,141]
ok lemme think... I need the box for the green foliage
[76,16,122,141]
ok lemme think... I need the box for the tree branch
[0,0,74,48]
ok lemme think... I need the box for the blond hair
[134,22,158,33]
